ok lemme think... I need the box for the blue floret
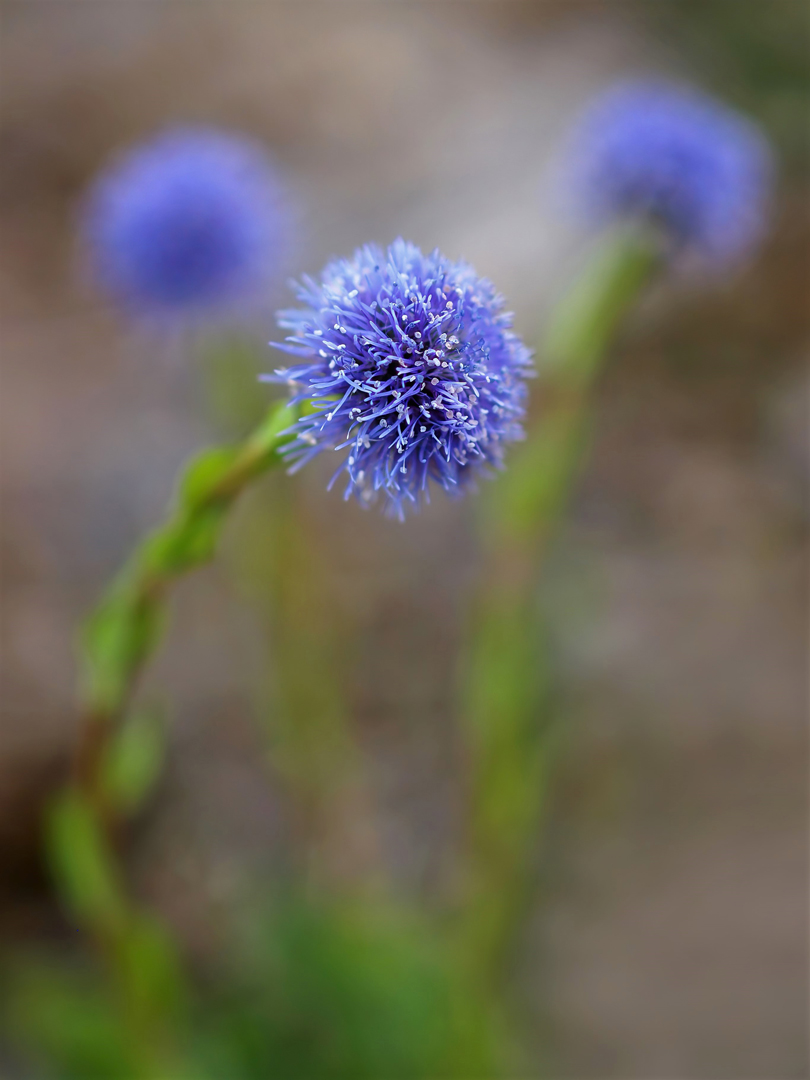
[569,80,772,263]
[265,239,533,518]
[83,127,288,317]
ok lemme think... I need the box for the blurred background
[1,2,808,1077]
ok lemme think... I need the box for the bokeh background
[1,2,808,1077]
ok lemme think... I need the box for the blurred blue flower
[266,239,533,518]
[83,127,288,318]
[569,80,772,263]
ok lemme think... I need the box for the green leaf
[45,787,127,931]
[178,446,240,509]
[2,959,140,1080]
[173,505,228,567]
[139,505,228,576]
[178,401,296,513]
[249,401,298,457]
[81,584,166,713]
[102,708,165,815]
[114,913,188,1026]
[203,896,504,1080]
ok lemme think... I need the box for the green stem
[46,400,299,1070]
[230,477,374,891]
[458,227,661,984]
[74,400,298,799]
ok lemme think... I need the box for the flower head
[266,239,533,518]
[82,127,289,319]
[568,80,772,263]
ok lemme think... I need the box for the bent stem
[45,400,299,1068]
[77,399,299,765]
[458,227,661,986]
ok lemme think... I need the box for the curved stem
[45,400,298,1068]
[73,401,298,812]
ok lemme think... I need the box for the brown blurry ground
[0,3,807,1078]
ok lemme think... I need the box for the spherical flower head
[266,239,533,519]
[82,126,289,319]
[568,80,772,264]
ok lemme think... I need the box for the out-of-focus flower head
[266,238,533,519]
[82,127,289,319]
[568,79,772,264]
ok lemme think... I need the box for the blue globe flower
[266,239,533,518]
[569,80,772,263]
[82,127,289,318]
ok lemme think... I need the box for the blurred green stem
[76,399,298,762]
[458,227,661,984]
[45,400,298,1072]
[230,478,375,892]
[201,338,374,892]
